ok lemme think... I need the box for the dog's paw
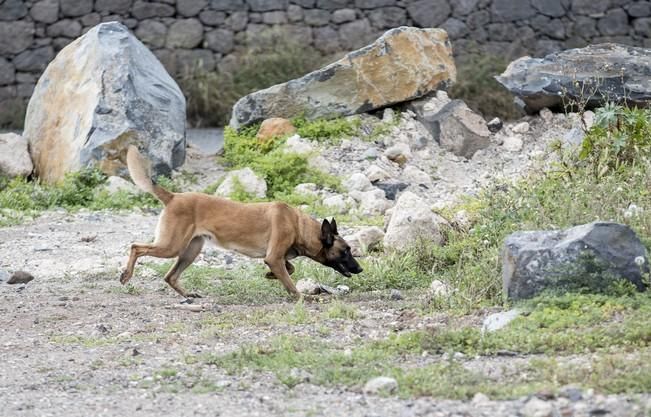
[185,292,203,299]
[265,272,278,280]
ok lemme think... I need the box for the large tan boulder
[24,22,186,184]
[230,26,456,129]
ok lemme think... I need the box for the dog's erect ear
[321,219,334,248]
[330,218,338,235]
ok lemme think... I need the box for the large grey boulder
[0,133,33,178]
[230,26,455,129]
[24,22,186,184]
[496,43,651,114]
[502,222,649,301]
[384,191,448,251]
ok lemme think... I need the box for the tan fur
[121,146,357,298]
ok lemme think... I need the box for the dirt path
[1,211,649,417]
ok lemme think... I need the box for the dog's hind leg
[120,227,194,286]
[163,236,205,298]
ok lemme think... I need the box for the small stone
[296,278,320,295]
[511,121,530,133]
[384,143,411,164]
[345,172,373,192]
[96,324,109,334]
[215,168,267,199]
[256,118,296,142]
[503,135,524,152]
[7,271,34,285]
[335,285,350,295]
[481,309,521,333]
[0,268,9,282]
[360,148,380,160]
[472,392,490,404]
[559,386,583,402]
[294,183,319,197]
[363,376,398,395]
[539,108,554,123]
[289,368,312,383]
[487,117,503,133]
[390,289,403,300]
[131,348,141,356]
[322,194,348,214]
[382,108,395,124]
[521,397,554,417]
[429,279,450,297]
[364,165,390,182]
[284,135,314,155]
[374,181,408,200]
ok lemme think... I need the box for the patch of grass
[180,29,325,127]
[145,261,291,305]
[0,168,183,226]
[423,293,651,355]
[191,292,651,398]
[449,53,523,121]
[223,126,340,199]
[293,116,361,144]
[325,300,360,320]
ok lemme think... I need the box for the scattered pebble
[363,376,398,395]
[7,271,34,285]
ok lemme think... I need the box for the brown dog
[120,146,363,298]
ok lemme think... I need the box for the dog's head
[318,218,363,277]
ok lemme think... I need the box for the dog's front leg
[264,257,299,296]
[265,260,295,279]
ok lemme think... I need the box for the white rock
[0,133,33,178]
[482,309,521,333]
[563,127,585,146]
[284,134,314,155]
[452,209,472,230]
[429,279,451,297]
[402,165,431,184]
[322,194,348,214]
[384,191,448,251]
[503,135,524,152]
[360,147,380,160]
[351,189,391,215]
[296,278,320,295]
[472,392,490,404]
[511,121,530,133]
[365,165,391,182]
[382,108,395,124]
[582,110,595,130]
[345,226,385,255]
[345,172,373,192]
[105,176,139,194]
[384,142,411,162]
[215,168,267,199]
[363,376,398,395]
[294,183,319,197]
[521,397,554,417]
[539,108,553,123]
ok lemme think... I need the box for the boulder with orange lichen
[24,22,186,183]
[230,26,456,129]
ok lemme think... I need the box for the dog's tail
[126,145,174,205]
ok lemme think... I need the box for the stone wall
[1,0,651,124]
